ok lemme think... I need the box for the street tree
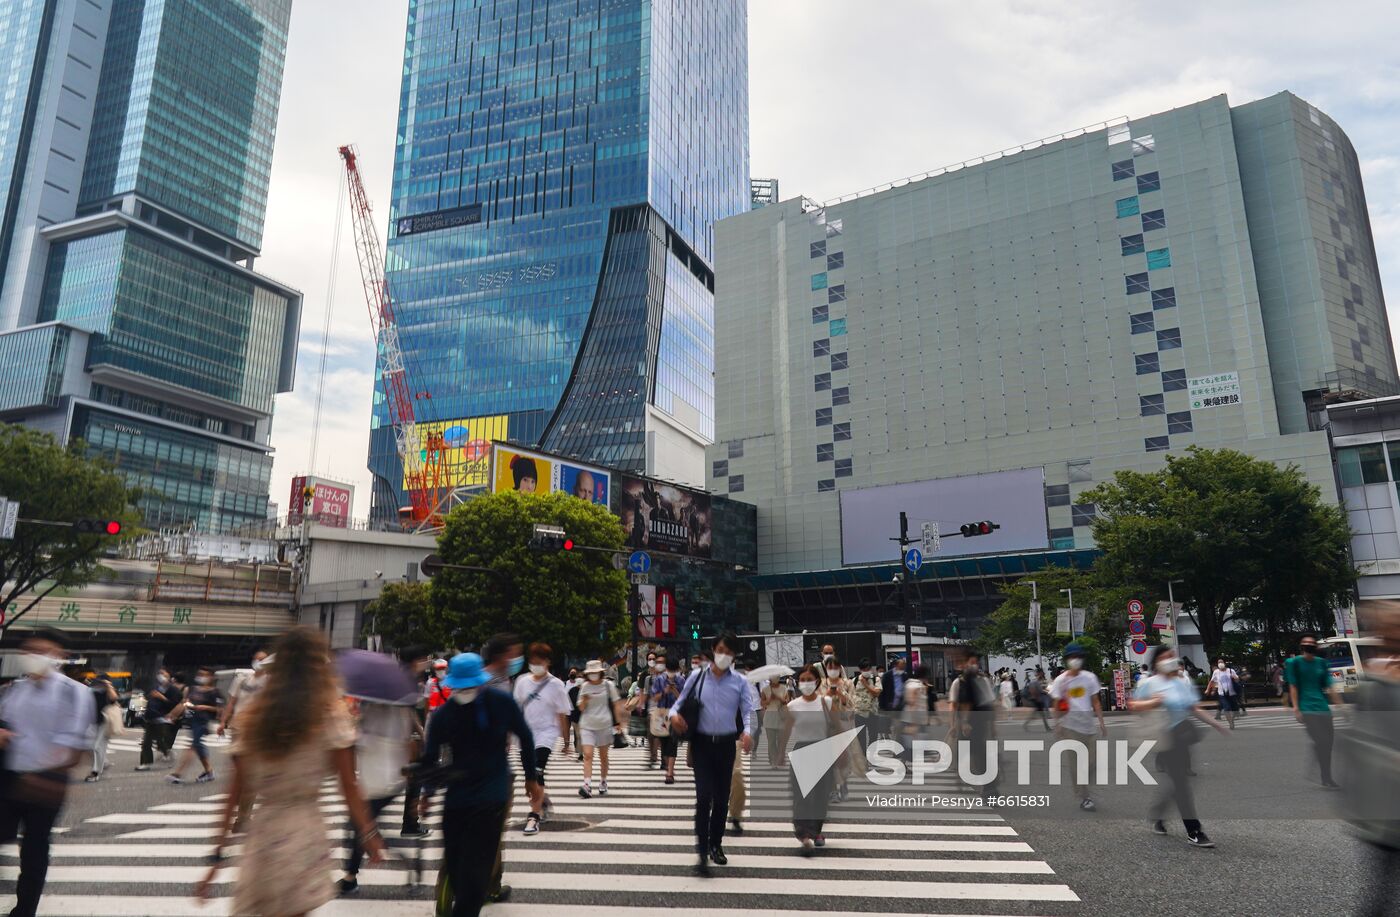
[0,425,139,641]
[362,580,441,651]
[431,490,630,663]
[1082,446,1353,661]
[977,567,1144,667]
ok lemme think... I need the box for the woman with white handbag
[649,654,685,784]
[85,673,121,782]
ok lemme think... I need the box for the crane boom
[338,144,436,523]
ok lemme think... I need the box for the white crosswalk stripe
[2,745,1081,915]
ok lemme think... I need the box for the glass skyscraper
[0,0,300,532]
[368,0,749,520]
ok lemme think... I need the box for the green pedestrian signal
[948,614,960,638]
[689,616,700,641]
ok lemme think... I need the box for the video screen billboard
[839,467,1049,565]
[404,415,508,490]
[616,476,712,558]
[490,445,610,506]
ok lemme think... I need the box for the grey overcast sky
[258,0,1400,518]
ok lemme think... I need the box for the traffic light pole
[899,511,913,666]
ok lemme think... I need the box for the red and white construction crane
[338,144,443,524]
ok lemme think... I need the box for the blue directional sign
[903,548,923,574]
[628,551,652,575]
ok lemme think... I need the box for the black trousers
[534,746,552,787]
[443,803,509,917]
[345,795,395,875]
[1302,713,1335,783]
[139,721,174,766]
[0,788,62,917]
[1150,739,1201,833]
[401,772,422,832]
[690,734,738,852]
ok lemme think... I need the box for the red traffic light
[959,520,1000,537]
[105,520,122,536]
[74,518,124,536]
[563,539,574,551]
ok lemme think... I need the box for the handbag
[102,703,126,738]
[676,669,705,734]
[649,706,671,738]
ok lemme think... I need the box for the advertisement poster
[405,415,508,489]
[635,585,677,639]
[494,448,552,494]
[615,476,712,558]
[558,462,610,506]
[288,475,353,528]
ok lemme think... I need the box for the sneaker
[578,784,592,799]
[1322,779,1342,789]
[598,780,608,796]
[1187,830,1215,848]
[84,772,100,783]
[336,877,359,896]
[487,886,511,904]
[800,836,815,851]
[1152,820,1168,835]
[1079,798,1096,812]
[165,774,183,785]
[400,827,432,839]
[813,834,825,847]
[542,797,554,821]
[196,772,215,784]
[664,775,675,785]
[523,813,541,836]
[134,764,151,771]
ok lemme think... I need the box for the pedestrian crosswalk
[3,742,1082,915]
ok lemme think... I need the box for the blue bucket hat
[443,652,490,689]
[1063,641,1087,658]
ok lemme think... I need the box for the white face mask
[1157,658,1181,674]
[19,652,58,677]
[653,663,664,673]
[826,667,840,678]
[451,687,481,704]
[587,672,602,682]
[798,681,818,696]
[529,664,547,676]
[197,676,212,686]
[712,653,734,671]
[1067,658,1084,671]
[251,658,265,671]
[822,654,834,663]
[1217,663,1226,671]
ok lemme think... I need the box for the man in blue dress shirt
[670,632,758,876]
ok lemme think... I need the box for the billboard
[490,445,610,505]
[403,415,508,490]
[615,476,712,558]
[635,585,677,639]
[838,467,1049,565]
[288,475,354,528]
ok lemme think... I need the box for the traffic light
[529,523,573,552]
[689,615,701,641]
[74,519,123,536]
[958,520,1000,537]
[948,614,960,638]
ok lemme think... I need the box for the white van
[1317,636,1384,701]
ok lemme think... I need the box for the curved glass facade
[370,0,748,518]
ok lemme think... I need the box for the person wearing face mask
[513,643,570,835]
[949,652,999,798]
[575,659,624,797]
[1287,635,1341,788]
[823,656,855,799]
[760,671,792,768]
[669,632,758,876]
[880,656,908,715]
[650,654,686,783]
[167,665,223,785]
[0,627,93,917]
[219,649,269,739]
[477,632,525,904]
[850,660,881,757]
[777,664,839,851]
[137,665,179,770]
[1205,658,1241,729]
[1048,643,1107,811]
[1131,645,1227,847]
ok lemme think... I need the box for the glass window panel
[1125,272,1149,294]
[818,479,836,492]
[1162,369,1187,392]
[1358,444,1388,483]
[1136,172,1161,193]
[1135,352,1160,375]
[834,458,852,478]
[828,284,846,303]
[826,251,844,271]
[829,318,847,336]
[815,407,832,426]
[1130,312,1154,334]
[1116,196,1141,218]
[1140,394,1165,416]
[811,272,828,290]
[810,240,826,259]
[812,305,828,323]
[1121,234,1145,256]
[728,474,744,493]
[1111,159,1135,180]
[1145,436,1169,453]
[1142,209,1167,231]
[817,443,834,462]
[1157,327,1182,350]
[1151,287,1176,310]
[1146,248,1172,270]
[1167,411,1193,434]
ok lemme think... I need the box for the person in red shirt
[426,659,452,711]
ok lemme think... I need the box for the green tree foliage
[977,567,1145,666]
[362,580,438,651]
[430,491,630,662]
[0,424,140,639]
[1082,447,1354,661]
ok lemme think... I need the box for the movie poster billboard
[490,445,610,505]
[615,475,712,558]
[404,415,508,490]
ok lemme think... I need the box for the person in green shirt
[1285,635,1340,788]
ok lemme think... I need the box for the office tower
[709,91,1393,633]
[0,0,301,532]
[369,0,749,520]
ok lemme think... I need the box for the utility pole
[1027,580,1044,673]
[898,511,913,664]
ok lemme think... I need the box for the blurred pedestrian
[880,656,908,716]
[1206,658,1241,729]
[761,670,791,767]
[669,632,758,876]
[651,654,686,783]
[167,665,222,785]
[417,652,541,917]
[85,670,119,782]
[514,642,570,835]
[0,627,94,917]
[196,627,383,915]
[479,632,525,905]
[824,655,854,800]
[851,659,880,755]
[1288,635,1341,788]
[398,646,433,839]
[998,672,1016,711]
[338,693,417,896]
[220,649,269,737]
[1050,642,1107,811]
[950,652,999,799]
[1023,667,1051,732]
[777,664,837,851]
[137,665,178,770]
[426,658,452,711]
[1131,645,1227,847]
